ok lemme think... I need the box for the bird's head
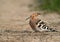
[26,12,41,20]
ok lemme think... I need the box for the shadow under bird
[26,12,57,32]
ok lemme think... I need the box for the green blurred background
[33,0,60,13]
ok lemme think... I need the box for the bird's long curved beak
[25,16,30,20]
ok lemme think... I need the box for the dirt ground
[0,0,60,42]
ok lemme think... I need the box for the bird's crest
[26,12,41,20]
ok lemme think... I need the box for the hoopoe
[26,13,56,32]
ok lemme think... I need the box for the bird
[26,12,56,32]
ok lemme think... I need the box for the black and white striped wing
[35,20,50,31]
[35,19,56,32]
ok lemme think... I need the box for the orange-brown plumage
[30,13,40,20]
[26,12,56,32]
[26,13,41,32]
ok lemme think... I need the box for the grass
[33,0,60,13]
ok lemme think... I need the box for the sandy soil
[0,0,60,42]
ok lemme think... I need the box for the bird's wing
[35,19,49,31]
[35,19,56,32]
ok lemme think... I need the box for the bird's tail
[47,28,57,32]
